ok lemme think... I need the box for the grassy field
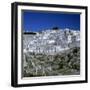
[22,47,80,77]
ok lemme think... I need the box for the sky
[22,11,80,32]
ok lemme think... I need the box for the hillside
[22,28,80,77]
[23,47,80,77]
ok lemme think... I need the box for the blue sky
[22,11,80,32]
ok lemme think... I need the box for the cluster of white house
[23,29,80,54]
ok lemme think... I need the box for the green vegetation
[23,47,80,77]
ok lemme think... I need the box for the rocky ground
[22,47,80,77]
